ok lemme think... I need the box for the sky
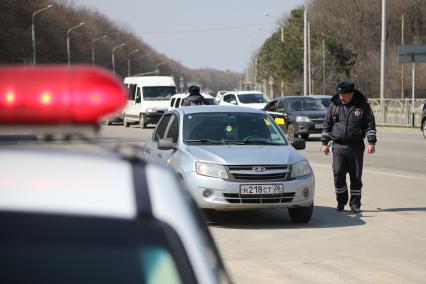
[70,0,305,72]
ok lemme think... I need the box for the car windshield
[316,98,332,108]
[143,86,177,101]
[237,93,269,104]
[0,214,189,284]
[286,98,325,111]
[183,112,287,145]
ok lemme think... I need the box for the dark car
[421,101,426,139]
[264,96,326,140]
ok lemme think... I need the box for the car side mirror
[291,138,306,150]
[230,100,237,105]
[158,138,177,150]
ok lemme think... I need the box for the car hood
[185,144,305,165]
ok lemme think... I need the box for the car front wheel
[288,203,313,223]
[139,115,147,129]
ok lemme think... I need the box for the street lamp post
[32,4,54,65]
[127,49,139,76]
[266,14,284,43]
[67,22,85,65]
[112,43,126,75]
[91,34,108,66]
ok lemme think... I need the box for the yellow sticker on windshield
[275,117,285,125]
[264,119,271,126]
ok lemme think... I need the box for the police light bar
[0,65,127,126]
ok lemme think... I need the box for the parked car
[169,93,215,110]
[219,91,270,110]
[421,101,426,139]
[264,96,326,140]
[0,65,231,284]
[311,95,332,108]
[144,105,315,223]
[122,76,177,128]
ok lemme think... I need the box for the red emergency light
[0,65,127,125]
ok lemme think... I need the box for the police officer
[321,81,377,213]
[182,85,209,106]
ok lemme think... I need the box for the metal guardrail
[369,99,424,127]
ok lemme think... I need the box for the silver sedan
[144,105,315,223]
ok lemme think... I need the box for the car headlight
[296,116,311,123]
[195,162,228,179]
[291,161,311,178]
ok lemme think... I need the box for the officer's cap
[336,81,355,94]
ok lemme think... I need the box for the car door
[144,113,172,161]
[159,113,179,164]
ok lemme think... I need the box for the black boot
[349,203,361,213]
[337,203,345,212]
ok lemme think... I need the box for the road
[1,125,425,283]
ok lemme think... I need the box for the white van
[123,76,177,128]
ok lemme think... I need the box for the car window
[0,213,195,284]
[127,84,137,100]
[165,115,179,143]
[170,98,176,107]
[183,112,288,145]
[277,101,286,112]
[135,87,142,103]
[237,93,269,104]
[223,94,236,103]
[265,101,277,112]
[154,114,172,140]
[143,86,176,101]
[286,98,324,111]
[176,98,182,107]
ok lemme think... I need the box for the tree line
[254,0,426,98]
[0,0,240,92]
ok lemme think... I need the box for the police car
[0,66,231,284]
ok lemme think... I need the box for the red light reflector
[0,65,127,125]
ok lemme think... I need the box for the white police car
[0,66,231,284]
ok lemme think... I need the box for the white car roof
[171,93,214,99]
[225,91,266,95]
[124,76,176,87]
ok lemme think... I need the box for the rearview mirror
[291,138,306,150]
[158,138,177,150]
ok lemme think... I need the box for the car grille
[223,192,296,204]
[226,165,289,181]
[310,117,324,123]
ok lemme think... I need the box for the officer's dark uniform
[182,86,209,106]
[321,81,377,209]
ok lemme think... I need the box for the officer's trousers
[332,142,365,206]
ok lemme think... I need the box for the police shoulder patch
[354,109,363,117]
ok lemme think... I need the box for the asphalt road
[2,125,425,283]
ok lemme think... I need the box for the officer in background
[321,81,377,213]
[182,85,209,106]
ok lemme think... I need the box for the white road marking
[310,163,426,181]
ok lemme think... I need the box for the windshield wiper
[227,140,283,145]
[185,139,224,144]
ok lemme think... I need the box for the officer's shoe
[337,203,345,212]
[350,203,361,213]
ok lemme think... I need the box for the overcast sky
[70,0,304,72]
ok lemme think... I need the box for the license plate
[315,124,323,129]
[240,184,284,195]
